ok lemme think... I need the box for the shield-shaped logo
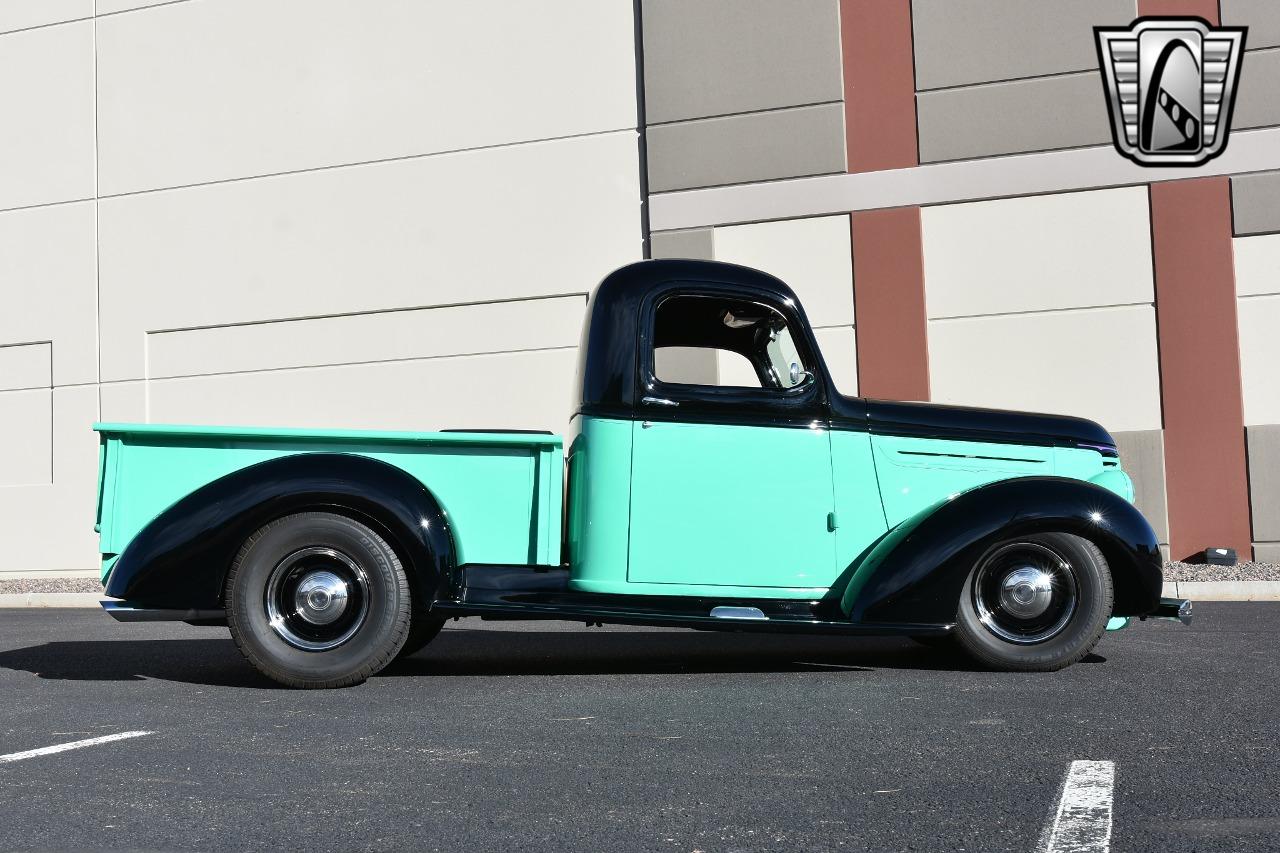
[1095,18,1246,166]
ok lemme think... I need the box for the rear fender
[836,476,1162,624]
[103,453,457,610]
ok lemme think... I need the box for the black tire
[226,512,412,688]
[953,532,1113,672]
[397,606,446,659]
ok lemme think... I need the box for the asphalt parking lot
[0,604,1276,853]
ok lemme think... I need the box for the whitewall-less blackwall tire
[226,512,412,688]
[954,531,1113,672]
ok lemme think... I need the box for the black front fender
[837,476,1163,625]
[104,453,457,610]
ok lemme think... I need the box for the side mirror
[788,362,813,388]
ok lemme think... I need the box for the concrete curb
[0,593,116,608]
[1163,581,1280,601]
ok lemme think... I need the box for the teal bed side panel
[625,419,836,590]
[93,424,563,580]
[830,430,891,581]
[566,416,634,593]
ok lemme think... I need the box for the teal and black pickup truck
[94,260,1188,688]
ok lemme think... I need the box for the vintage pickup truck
[94,259,1188,688]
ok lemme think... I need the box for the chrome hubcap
[973,542,1078,644]
[265,547,369,651]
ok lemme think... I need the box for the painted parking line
[1041,760,1116,853]
[0,731,154,765]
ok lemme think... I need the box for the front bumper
[1148,596,1193,625]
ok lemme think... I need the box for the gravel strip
[1163,561,1280,582]
[0,578,104,595]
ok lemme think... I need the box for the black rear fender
[836,476,1163,624]
[103,453,458,610]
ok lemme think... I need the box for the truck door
[626,291,836,592]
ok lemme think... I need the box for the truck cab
[94,260,1180,688]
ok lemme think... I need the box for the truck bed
[94,423,563,581]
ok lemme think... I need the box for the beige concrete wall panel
[712,215,854,328]
[144,348,580,434]
[0,388,51,485]
[99,381,146,423]
[0,342,51,391]
[654,347,719,385]
[921,188,1154,319]
[1223,0,1280,50]
[646,104,846,192]
[813,325,857,395]
[0,202,98,385]
[1234,48,1280,131]
[0,385,99,568]
[1232,170,1280,236]
[0,0,92,33]
[1111,429,1170,544]
[97,132,641,381]
[1238,293,1280,425]
[641,0,842,124]
[1234,233,1280,296]
[97,0,179,13]
[650,228,714,260]
[96,0,637,194]
[1247,424,1280,541]
[147,295,586,379]
[0,21,94,209]
[911,0,1136,90]
[929,305,1162,432]
[916,72,1111,163]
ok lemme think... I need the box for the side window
[651,294,812,390]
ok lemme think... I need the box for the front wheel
[226,512,412,688]
[953,532,1113,672]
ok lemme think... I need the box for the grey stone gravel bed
[1,562,1279,594]
[0,577,103,595]
[1163,561,1280,582]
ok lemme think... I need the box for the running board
[101,601,225,623]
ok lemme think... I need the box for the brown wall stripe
[1149,178,1253,559]
[840,0,930,401]
[1137,0,1219,24]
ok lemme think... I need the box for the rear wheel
[953,532,1112,672]
[226,512,412,688]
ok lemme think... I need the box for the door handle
[642,396,679,407]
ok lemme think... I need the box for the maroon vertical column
[1149,179,1253,559]
[841,0,930,401]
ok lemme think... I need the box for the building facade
[1,0,1277,574]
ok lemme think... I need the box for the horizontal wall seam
[928,301,1155,322]
[136,344,582,383]
[649,126,1280,230]
[0,196,95,217]
[915,66,1097,95]
[145,292,589,336]
[0,15,92,37]
[95,127,639,202]
[1238,291,1280,301]
[645,100,844,128]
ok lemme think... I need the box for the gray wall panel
[1234,47,1280,131]
[641,0,842,124]
[647,104,846,192]
[1255,542,1280,561]
[1232,170,1280,236]
[912,0,1135,91]
[1247,424,1280,542]
[1112,430,1170,545]
[650,228,715,260]
[917,72,1110,163]
[1223,0,1280,50]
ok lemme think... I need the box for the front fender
[837,476,1162,625]
[104,453,457,610]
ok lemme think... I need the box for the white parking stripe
[1042,760,1116,853]
[0,731,153,764]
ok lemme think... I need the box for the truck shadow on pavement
[0,629,1107,689]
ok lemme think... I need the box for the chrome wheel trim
[264,547,370,651]
[973,542,1078,645]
